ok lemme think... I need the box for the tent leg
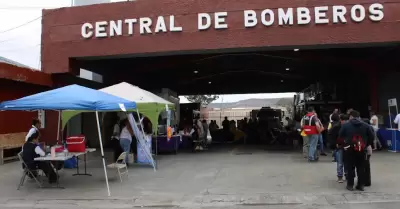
[57,110,61,144]
[96,111,111,196]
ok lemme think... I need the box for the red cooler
[66,135,86,152]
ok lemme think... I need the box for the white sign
[389,98,397,106]
[38,110,45,128]
[81,3,384,38]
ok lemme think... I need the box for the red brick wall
[0,79,58,144]
[41,0,400,74]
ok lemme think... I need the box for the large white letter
[81,23,93,39]
[297,7,310,25]
[110,20,122,37]
[244,10,257,28]
[169,15,183,32]
[215,12,228,29]
[332,5,347,23]
[155,16,167,33]
[261,9,275,26]
[278,8,294,25]
[369,3,384,22]
[95,21,108,38]
[351,5,366,22]
[198,13,211,30]
[140,17,152,34]
[315,6,329,24]
[125,19,137,35]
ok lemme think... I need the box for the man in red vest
[302,107,324,162]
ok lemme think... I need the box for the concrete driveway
[0,144,399,208]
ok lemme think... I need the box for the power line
[0,8,62,34]
[0,16,42,34]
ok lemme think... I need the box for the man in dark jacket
[328,114,348,183]
[339,110,374,191]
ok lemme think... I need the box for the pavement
[0,144,400,208]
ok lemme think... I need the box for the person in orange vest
[302,107,324,162]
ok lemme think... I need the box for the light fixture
[194,70,198,74]
[208,81,212,84]
[286,68,290,71]
[294,49,299,52]
[281,80,284,82]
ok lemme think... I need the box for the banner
[137,134,152,164]
[126,113,156,169]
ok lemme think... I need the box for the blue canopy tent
[0,84,136,196]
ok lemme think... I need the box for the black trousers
[112,138,123,161]
[39,162,58,181]
[365,155,371,186]
[345,150,367,187]
[25,162,57,182]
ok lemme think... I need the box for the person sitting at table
[22,132,57,183]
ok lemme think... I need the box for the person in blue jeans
[302,107,324,162]
[119,119,134,164]
[314,114,327,156]
[308,134,320,161]
[329,114,349,182]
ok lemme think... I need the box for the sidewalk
[0,145,399,208]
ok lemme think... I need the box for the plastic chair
[17,151,42,190]
[107,152,128,182]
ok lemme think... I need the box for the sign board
[80,3,385,38]
[38,110,45,128]
[389,98,397,106]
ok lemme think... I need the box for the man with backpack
[339,110,374,191]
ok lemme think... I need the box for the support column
[369,68,379,112]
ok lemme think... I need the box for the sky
[0,0,73,69]
[0,0,295,103]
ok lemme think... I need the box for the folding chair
[17,151,42,190]
[107,152,128,182]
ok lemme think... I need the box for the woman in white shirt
[119,119,134,164]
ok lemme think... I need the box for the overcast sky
[0,0,72,69]
[0,0,295,103]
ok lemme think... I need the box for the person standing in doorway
[339,110,374,191]
[222,117,230,142]
[202,120,209,147]
[119,119,134,164]
[302,107,323,162]
[370,112,382,150]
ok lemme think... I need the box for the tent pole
[57,110,61,144]
[96,111,111,196]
